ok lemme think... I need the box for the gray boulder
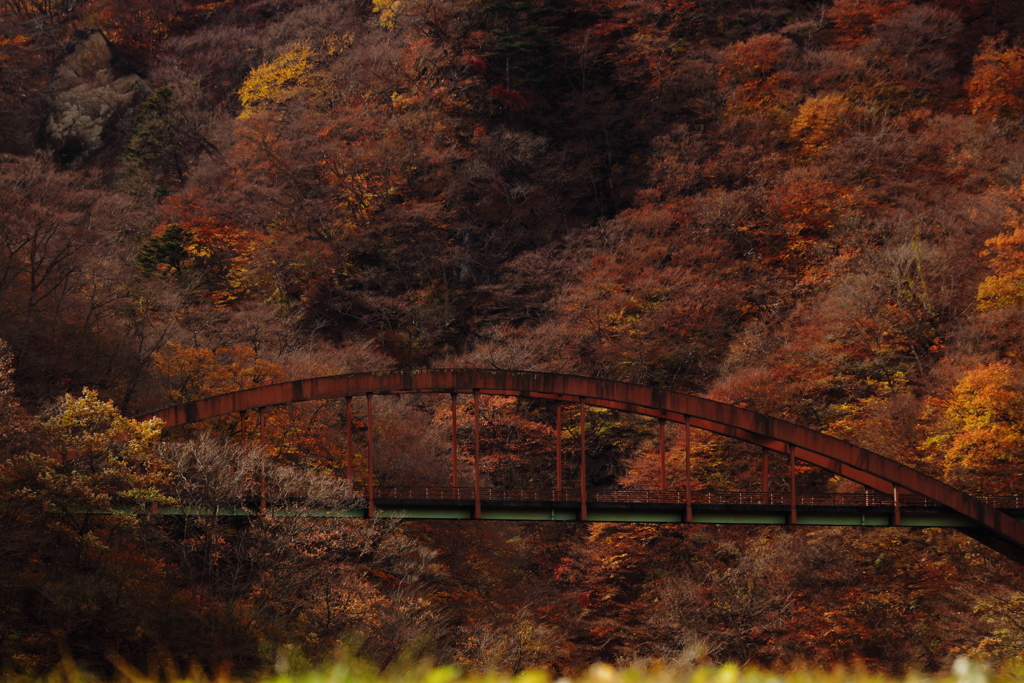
[44,31,150,162]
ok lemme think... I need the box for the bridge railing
[365,487,1024,509]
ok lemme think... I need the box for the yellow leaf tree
[967,37,1024,122]
[238,42,319,118]
[924,362,1024,495]
[978,179,1024,312]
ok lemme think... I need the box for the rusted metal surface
[136,369,1024,558]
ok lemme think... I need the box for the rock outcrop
[44,31,150,163]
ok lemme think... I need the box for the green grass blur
[4,657,1006,683]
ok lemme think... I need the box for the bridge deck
[149,489,1024,528]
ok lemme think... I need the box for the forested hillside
[4,0,1024,676]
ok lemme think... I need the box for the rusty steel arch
[137,369,1024,561]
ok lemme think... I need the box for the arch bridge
[138,369,1024,563]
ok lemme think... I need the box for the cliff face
[44,31,149,163]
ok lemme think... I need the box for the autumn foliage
[5,0,1024,676]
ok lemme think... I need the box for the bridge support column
[555,403,562,492]
[580,398,587,521]
[259,408,266,515]
[473,389,481,520]
[788,444,797,525]
[659,417,666,492]
[451,392,458,488]
[346,397,353,483]
[240,410,247,444]
[893,485,901,526]
[684,416,692,522]
[366,393,375,518]
[762,447,769,504]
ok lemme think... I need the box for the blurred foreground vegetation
[5,658,1006,683]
